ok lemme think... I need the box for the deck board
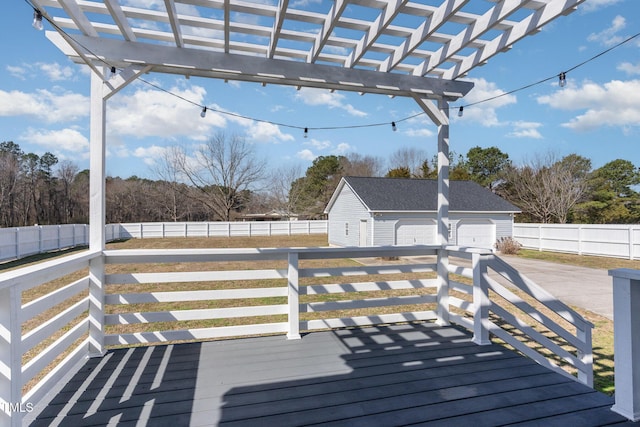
[27,322,633,426]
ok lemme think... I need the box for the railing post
[436,247,449,325]
[576,323,594,387]
[15,228,20,260]
[472,253,491,345]
[88,256,106,357]
[609,268,640,421]
[287,252,301,339]
[0,286,24,426]
[629,226,634,261]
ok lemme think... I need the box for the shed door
[395,220,436,245]
[456,220,495,248]
[359,220,367,247]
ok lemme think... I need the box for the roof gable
[327,176,520,213]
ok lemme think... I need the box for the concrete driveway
[498,255,614,320]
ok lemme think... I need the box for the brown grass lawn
[9,235,618,395]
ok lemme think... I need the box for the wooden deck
[27,322,631,427]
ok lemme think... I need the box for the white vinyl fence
[513,223,640,260]
[0,221,328,263]
[118,220,328,239]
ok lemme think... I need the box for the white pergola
[31,0,585,251]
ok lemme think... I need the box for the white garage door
[456,220,495,248]
[395,220,436,245]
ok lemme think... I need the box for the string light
[558,72,567,87]
[32,9,43,30]
[109,66,117,80]
[26,0,639,135]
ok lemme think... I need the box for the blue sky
[1,0,639,180]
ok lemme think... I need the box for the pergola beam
[46,32,474,100]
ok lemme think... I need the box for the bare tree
[152,146,194,222]
[0,144,21,227]
[167,133,267,221]
[342,153,384,177]
[57,160,79,223]
[499,153,591,223]
[267,163,304,216]
[388,147,428,177]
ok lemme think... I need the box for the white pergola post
[436,99,450,324]
[89,69,107,253]
[88,68,107,357]
[415,97,451,324]
[87,66,146,357]
[436,98,450,246]
[608,268,640,421]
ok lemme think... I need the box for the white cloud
[297,148,316,160]
[404,128,435,138]
[587,15,626,46]
[133,145,171,165]
[36,62,76,81]
[246,121,295,143]
[122,0,164,9]
[333,142,351,154]
[580,0,624,12]
[458,78,517,127]
[305,138,332,150]
[618,62,640,75]
[507,121,543,139]
[290,0,322,8]
[0,89,89,123]
[107,84,226,140]
[537,79,640,131]
[6,65,27,80]
[295,88,368,117]
[19,127,89,152]
[6,62,80,82]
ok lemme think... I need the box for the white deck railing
[0,245,593,426]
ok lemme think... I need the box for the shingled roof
[326,176,520,213]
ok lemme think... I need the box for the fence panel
[1,221,328,263]
[513,223,640,260]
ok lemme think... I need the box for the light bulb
[559,72,566,88]
[200,107,207,118]
[32,10,44,31]
[391,122,397,131]
[458,106,464,117]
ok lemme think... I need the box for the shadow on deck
[28,322,631,426]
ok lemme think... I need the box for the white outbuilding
[325,176,520,249]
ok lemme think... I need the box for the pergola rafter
[33,0,584,79]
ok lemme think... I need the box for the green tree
[291,155,344,218]
[466,146,510,189]
[573,159,640,223]
[591,159,640,198]
[385,166,411,178]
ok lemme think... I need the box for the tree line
[2,136,639,228]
